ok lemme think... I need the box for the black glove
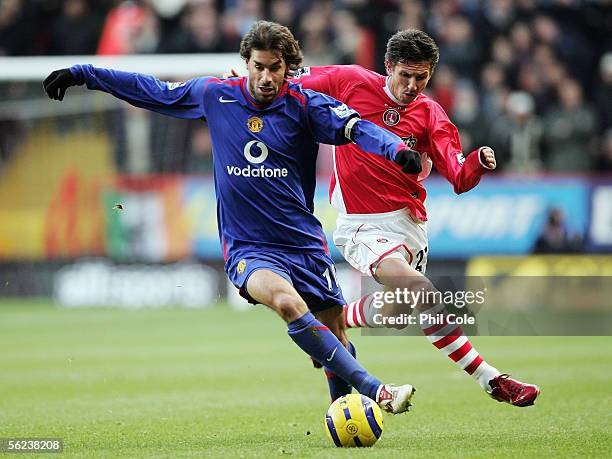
[43,68,77,101]
[394,148,422,174]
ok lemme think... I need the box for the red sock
[419,303,500,389]
[343,293,378,328]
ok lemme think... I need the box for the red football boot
[488,374,540,407]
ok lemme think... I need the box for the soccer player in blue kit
[43,21,423,414]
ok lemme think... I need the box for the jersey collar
[383,76,405,106]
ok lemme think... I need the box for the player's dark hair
[385,29,440,72]
[240,21,303,75]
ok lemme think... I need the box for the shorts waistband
[337,208,425,224]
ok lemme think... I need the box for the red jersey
[292,65,488,220]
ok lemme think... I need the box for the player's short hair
[240,21,303,75]
[385,29,440,72]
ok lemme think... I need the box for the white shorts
[333,208,428,278]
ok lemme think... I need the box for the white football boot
[376,383,416,414]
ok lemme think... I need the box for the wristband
[344,117,360,142]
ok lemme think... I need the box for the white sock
[472,361,502,391]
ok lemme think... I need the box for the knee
[271,292,307,322]
[386,278,437,323]
[408,278,440,312]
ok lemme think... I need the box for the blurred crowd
[1,0,611,174]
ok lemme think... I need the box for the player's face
[246,49,287,104]
[385,61,432,105]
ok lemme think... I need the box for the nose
[260,69,272,84]
[406,76,417,92]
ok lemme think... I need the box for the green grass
[1,300,611,458]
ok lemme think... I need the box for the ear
[427,65,435,80]
[384,60,392,76]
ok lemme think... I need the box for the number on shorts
[414,246,428,272]
[322,266,337,291]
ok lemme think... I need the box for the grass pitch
[1,300,610,458]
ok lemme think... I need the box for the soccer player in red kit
[292,30,540,407]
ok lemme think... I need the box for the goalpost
[0,54,243,81]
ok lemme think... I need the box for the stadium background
[1,0,611,457]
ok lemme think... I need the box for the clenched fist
[394,148,422,174]
[479,146,496,170]
[43,68,77,101]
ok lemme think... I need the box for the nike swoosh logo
[327,346,338,362]
[219,96,238,103]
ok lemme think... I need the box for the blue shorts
[226,249,345,313]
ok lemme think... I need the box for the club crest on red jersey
[383,108,400,126]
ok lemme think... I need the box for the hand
[395,148,422,174]
[222,68,240,79]
[479,146,497,170]
[43,68,77,101]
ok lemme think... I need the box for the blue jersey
[70,65,404,259]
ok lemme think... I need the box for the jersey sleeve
[427,102,488,194]
[69,64,212,119]
[291,65,364,99]
[291,66,335,95]
[304,90,403,161]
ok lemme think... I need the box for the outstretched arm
[304,90,421,174]
[344,118,422,173]
[43,65,211,119]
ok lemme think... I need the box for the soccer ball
[324,394,384,447]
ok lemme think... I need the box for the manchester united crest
[247,116,263,133]
[383,108,400,126]
[237,259,247,274]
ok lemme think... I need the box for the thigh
[246,269,308,321]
